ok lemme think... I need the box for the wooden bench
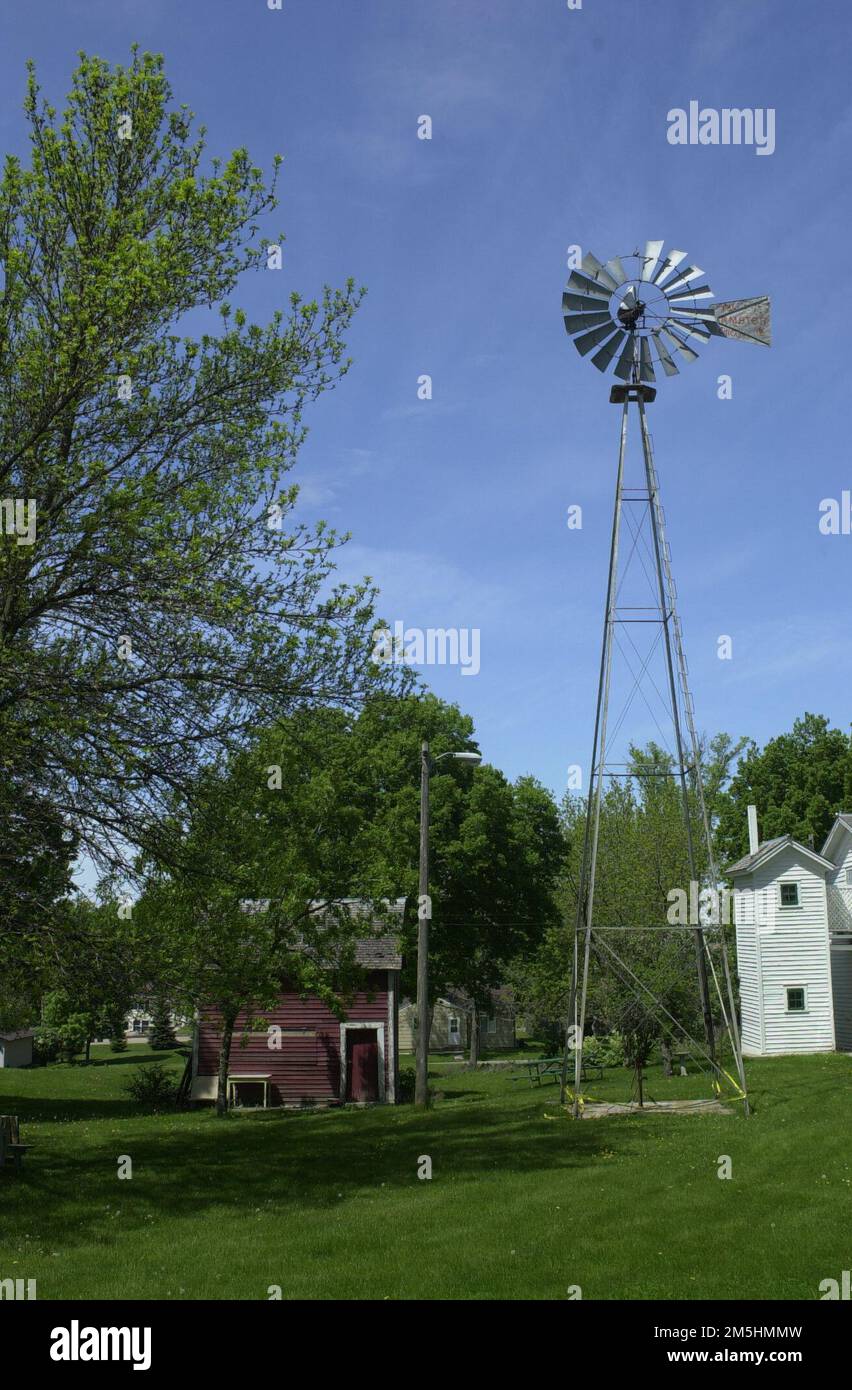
[0,1116,30,1173]
[226,1074,271,1109]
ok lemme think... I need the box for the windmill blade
[639,337,656,383]
[713,296,771,346]
[670,304,717,321]
[670,316,717,343]
[605,256,628,286]
[667,317,711,344]
[661,325,700,363]
[651,330,680,376]
[567,270,611,300]
[666,284,714,303]
[670,306,724,335]
[563,290,613,314]
[581,252,619,292]
[613,334,637,380]
[591,328,627,373]
[619,284,637,308]
[661,264,704,296]
[639,239,664,281]
[652,248,688,286]
[573,320,622,356]
[563,310,612,333]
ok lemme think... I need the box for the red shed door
[346,1030,379,1102]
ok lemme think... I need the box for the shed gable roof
[728,835,834,878]
[239,896,403,971]
[820,813,852,864]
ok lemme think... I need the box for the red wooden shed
[190,929,403,1108]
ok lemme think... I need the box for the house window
[846,868,852,886]
[482,1014,497,1034]
[786,987,806,1013]
[779,882,799,907]
[448,1017,459,1034]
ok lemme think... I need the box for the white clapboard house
[729,807,852,1055]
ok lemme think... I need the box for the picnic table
[513,1056,604,1088]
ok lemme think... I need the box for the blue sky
[3,0,852,801]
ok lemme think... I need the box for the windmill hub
[616,294,645,330]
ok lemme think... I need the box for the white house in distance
[0,1030,34,1068]
[729,807,852,1055]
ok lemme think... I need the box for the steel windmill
[563,240,770,1118]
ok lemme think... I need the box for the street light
[415,740,482,1108]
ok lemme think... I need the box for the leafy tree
[133,706,394,1114]
[347,695,564,1028]
[40,992,92,1064]
[512,742,717,1093]
[37,897,138,1060]
[0,48,388,945]
[715,714,852,863]
[133,693,562,1108]
[0,782,76,988]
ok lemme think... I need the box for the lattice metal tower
[563,241,771,1117]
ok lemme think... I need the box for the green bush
[109,1032,128,1053]
[55,1015,90,1064]
[583,1031,625,1068]
[123,1062,177,1110]
[397,1066,416,1103]
[33,1026,61,1065]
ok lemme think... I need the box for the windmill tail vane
[563,239,770,384]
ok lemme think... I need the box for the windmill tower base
[567,381,749,1119]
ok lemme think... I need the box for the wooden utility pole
[415,740,431,1107]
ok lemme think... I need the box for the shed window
[481,1014,497,1034]
[786,987,806,1013]
[779,882,799,907]
[846,868,852,886]
[448,1017,459,1034]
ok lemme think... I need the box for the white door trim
[339,1022,386,1103]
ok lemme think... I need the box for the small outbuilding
[0,1031,34,1068]
[191,901,403,1107]
[730,807,852,1055]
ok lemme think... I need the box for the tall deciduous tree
[0,49,388,951]
[134,693,562,1107]
[511,742,712,1078]
[344,695,564,1026]
[715,713,852,864]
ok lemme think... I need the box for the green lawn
[1,1046,849,1300]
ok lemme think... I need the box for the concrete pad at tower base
[579,1098,734,1118]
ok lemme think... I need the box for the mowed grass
[0,1046,849,1300]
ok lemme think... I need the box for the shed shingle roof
[354,937,403,970]
[728,835,834,877]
